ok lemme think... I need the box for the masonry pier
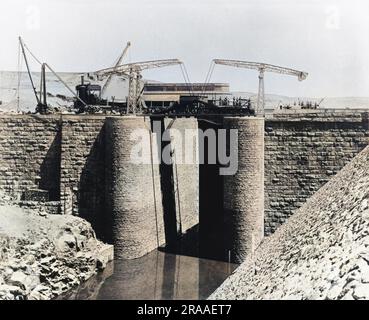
[223,117,264,263]
[105,116,165,259]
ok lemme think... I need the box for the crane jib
[213,59,308,79]
[212,58,308,117]
[94,59,183,77]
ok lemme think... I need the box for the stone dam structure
[211,141,369,300]
[1,110,369,263]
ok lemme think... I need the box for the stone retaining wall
[264,110,369,234]
[59,116,106,237]
[0,115,61,201]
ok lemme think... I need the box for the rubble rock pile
[0,195,113,300]
[211,145,369,300]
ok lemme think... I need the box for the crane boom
[213,59,308,116]
[93,58,183,114]
[94,59,182,77]
[213,59,308,81]
[101,41,131,96]
[19,37,41,106]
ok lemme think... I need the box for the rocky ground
[0,193,113,300]
[211,145,369,300]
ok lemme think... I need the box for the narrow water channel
[63,250,238,300]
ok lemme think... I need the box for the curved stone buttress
[223,117,265,263]
[105,116,164,259]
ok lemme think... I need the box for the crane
[18,36,89,114]
[19,37,41,107]
[212,59,308,116]
[94,58,183,114]
[101,41,131,97]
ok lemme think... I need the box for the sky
[1,0,369,98]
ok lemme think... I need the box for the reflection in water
[64,250,237,300]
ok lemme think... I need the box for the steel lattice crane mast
[94,58,183,114]
[213,59,308,116]
[101,41,131,97]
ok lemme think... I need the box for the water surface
[64,250,237,300]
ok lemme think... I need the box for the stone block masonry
[0,114,200,259]
[1,110,369,257]
[0,115,61,201]
[105,117,165,259]
[59,116,106,237]
[264,110,369,235]
[211,137,369,300]
[223,117,264,263]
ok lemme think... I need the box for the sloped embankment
[0,198,113,300]
[211,145,369,300]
